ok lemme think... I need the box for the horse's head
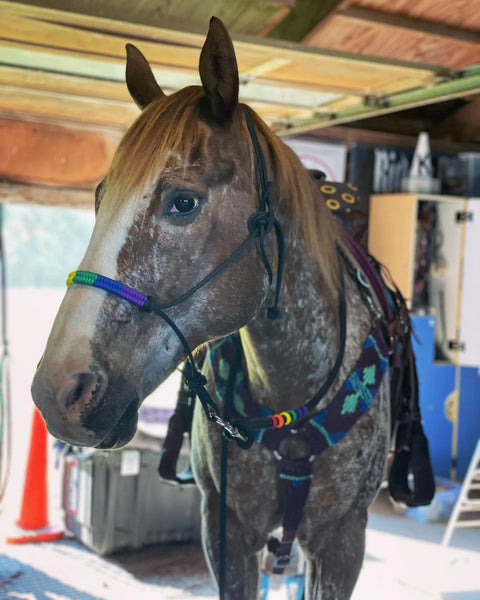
[31,18,276,448]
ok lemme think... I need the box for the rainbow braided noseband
[66,268,239,440]
[67,271,148,307]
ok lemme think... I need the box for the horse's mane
[242,107,345,296]
[105,87,344,296]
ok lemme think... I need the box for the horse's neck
[240,242,341,414]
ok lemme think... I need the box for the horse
[31,17,433,600]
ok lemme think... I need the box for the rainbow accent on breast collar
[67,271,148,307]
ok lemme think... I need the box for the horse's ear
[125,43,165,109]
[199,17,239,124]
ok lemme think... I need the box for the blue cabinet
[412,316,455,479]
[457,367,480,479]
[412,315,480,480]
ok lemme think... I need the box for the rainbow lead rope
[67,271,148,307]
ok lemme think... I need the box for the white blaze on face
[43,190,151,372]
[79,188,149,276]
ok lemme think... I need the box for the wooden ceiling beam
[266,0,344,41]
[1,1,474,140]
[0,64,130,103]
[337,5,480,45]
[304,122,480,154]
[6,0,291,36]
[0,83,138,128]
[0,182,94,208]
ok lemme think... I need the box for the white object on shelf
[402,132,440,193]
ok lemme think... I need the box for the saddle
[357,248,435,508]
[157,178,435,531]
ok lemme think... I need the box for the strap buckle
[208,410,248,443]
[272,554,291,574]
[355,268,383,321]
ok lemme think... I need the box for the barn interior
[1,1,480,599]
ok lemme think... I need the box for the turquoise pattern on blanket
[341,334,388,415]
[310,409,346,446]
[207,336,248,417]
[308,332,389,446]
[341,366,377,414]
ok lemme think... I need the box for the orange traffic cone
[6,408,64,543]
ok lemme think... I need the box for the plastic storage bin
[62,448,201,554]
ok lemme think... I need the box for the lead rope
[219,434,228,599]
[219,338,242,599]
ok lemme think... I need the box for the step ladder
[442,438,480,546]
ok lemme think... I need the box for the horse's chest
[191,324,391,556]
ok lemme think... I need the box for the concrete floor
[1,488,479,600]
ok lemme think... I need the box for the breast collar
[206,325,389,455]
[206,322,389,574]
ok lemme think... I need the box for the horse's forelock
[104,86,206,207]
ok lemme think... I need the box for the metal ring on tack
[356,269,370,289]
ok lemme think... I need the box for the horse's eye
[166,191,202,216]
[173,197,199,213]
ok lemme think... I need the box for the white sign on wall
[285,137,347,183]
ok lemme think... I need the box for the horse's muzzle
[31,365,135,448]
[92,399,139,449]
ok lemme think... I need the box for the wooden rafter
[0,0,453,135]
[1,0,480,208]
[335,5,480,45]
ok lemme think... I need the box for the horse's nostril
[62,372,102,410]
